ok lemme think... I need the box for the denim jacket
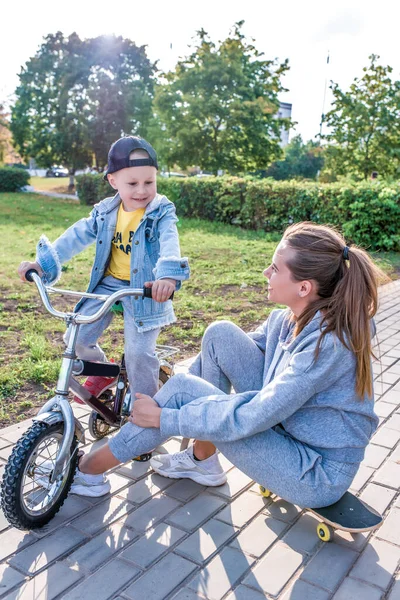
[36,193,190,332]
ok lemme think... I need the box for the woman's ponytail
[283,223,387,398]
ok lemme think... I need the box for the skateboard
[259,487,383,542]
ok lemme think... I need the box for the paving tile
[332,577,384,600]
[373,460,400,488]
[0,437,12,450]
[2,561,82,600]
[387,576,400,600]
[230,512,287,557]
[66,521,138,573]
[122,553,197,600]
[379,372,400,385]
[166,492,226,532]
[115,458,152,480]
[0,528,39,562]
[33,494,93,537]
[188,546,253,600]
[280,579,331,600]
[8,526,87,576]
[372,426,400,449]
[0,422,33,443]
[116,472,174,504]
[123,493,182,533]
[62,558,140,600]
[389,443,400,462]
[359,483,397,515]
[69,495,135,536]
[349,464,374,492]
[119,522,186,569]
[215,491,266,528]
[0,445,16,462]
[381,390,400,405]
[331,529,370,552]
[243,541,303,596]
[362,444,391,469]
[175,518,237,564]
[226,585,267,599]
[301,542,359,592]
[0,563,26,597]
[0,505,10,533]
[375,508,400,545]
[386,413,400,431]
[164,478,206,502]
[349,537,400,591]
[373,402,396,419]
[263,498,302,524]
[172,590,209,600]
[206,468,252,499]
[281,513,321,554]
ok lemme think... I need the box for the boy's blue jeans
[64,275,160,398]
[109,321,358,508]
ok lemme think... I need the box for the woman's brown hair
[282,222,386,398]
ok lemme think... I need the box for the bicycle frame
[26,271,177,483]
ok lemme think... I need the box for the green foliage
[265,135,324,180]
[323,55,400,180]
[11,32,155,175]
[75,173,114,205]
[154,22,291,174]
[81,173,400,250]
[0,167,30,192]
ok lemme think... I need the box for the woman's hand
[129,393,162,428]
[144,278,176,303]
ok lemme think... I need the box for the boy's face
[107,165,157,211]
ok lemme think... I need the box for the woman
[73,222,382,508]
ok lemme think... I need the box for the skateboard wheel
[316,523,334,542]
[259,485,272,498]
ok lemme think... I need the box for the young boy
[18,136,190,408]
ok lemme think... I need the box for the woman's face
[264,241,317,314]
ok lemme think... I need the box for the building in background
[278,101,292,147]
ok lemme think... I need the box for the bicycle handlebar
[25,269,174,324]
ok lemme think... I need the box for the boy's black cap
[104,136,158,180]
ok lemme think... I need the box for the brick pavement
[0,280,400,599]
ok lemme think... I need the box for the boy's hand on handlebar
[129,393,161,428]
[17,261,43,282]
[144,278,176,302]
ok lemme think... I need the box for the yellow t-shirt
[105,205,146,281]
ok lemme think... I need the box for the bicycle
[0,270,178,530]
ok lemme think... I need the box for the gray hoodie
[161,309,379,464]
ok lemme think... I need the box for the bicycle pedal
[133,453,152,462]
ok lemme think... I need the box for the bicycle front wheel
[1,421,78,530]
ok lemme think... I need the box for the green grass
[30,176,74,195]
[0,191,399,427]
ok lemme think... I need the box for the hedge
[0,167,30,192]
[75,174,400,251]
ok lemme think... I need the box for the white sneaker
[150,445,227,486]
[70,469,111,497]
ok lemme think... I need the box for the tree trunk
[68,170,75,192]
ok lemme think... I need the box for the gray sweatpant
[65,275,160,398]
[109,321,358,508]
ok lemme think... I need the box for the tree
[11,32,155,188]
[265,135,324,180]
[154,22,291,174]
[322,55,400,180]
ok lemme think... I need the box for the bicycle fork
[33,321,85,483]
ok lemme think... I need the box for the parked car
[46,166,69,178]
